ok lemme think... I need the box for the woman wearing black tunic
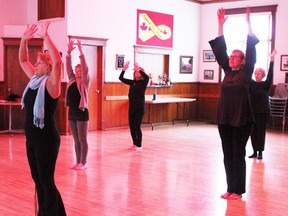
[19,22,66,215]
[119,61,149,151]
[249,49,277,160]
[209,7,259,200]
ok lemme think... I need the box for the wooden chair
[269,97,287,132]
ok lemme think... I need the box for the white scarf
[21,74,49,129]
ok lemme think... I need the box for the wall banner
[136,9,173,48]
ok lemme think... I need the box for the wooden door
[81,45,100,131]
[3,38,43,130]
[69,36,105,131]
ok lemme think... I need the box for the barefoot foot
[228,193,242,200]
[220,192,231,199]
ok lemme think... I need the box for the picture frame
[204,70,214,80]
[116,54,125,70]
[180,56,193,74]
[203,50,216,62]
[280,55,288,71]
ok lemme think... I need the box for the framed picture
[280,55,288,71]
[203,50,216,62]
[180,56,193,74]
[116,54,125,70]
[204,70,214,80]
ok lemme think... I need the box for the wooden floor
[0,122,287,216]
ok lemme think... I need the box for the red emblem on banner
[136,9,173,48]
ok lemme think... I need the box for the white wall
[199,0,288,85]
[1,0,287,85]
[67,0,201,82]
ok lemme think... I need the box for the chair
[269,97,287,132]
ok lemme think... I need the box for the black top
[119,70,149,111]
[250,62,274,115]
[24,88,60,142]
[66,82,89,121]
[209,35,259,127]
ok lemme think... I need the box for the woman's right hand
[22,24,38,40]
[123,61,130,71]
[67,39,75,53]
[217,8,227,26]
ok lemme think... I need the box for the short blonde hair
[38,52,53,71]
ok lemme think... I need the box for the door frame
[68,36,108,130]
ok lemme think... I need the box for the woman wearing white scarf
[19,22,66,215]
[66,39,90,170]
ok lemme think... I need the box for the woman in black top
[119,61,149,151]
[19,22,66,215]
[209,7,259,200]
[249,49,277,160]
[66,39,90,170]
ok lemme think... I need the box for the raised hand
[77,40,83,54]
[246,6,251,24]
[22,24,38,40]
[133,62,140,71]
[217,8,227,26]
[37,21,51,39]
[123,61,130,71]
[269,49,277,61]
[67,39,75,53]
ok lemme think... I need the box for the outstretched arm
[66,39,76,81]
[19,24,38,79]
[266,49,277,85]
[38,22,62,98]
[246,6,253,36]
[77,40,89,83]
[119,61,134,85]
[217,8,227,37]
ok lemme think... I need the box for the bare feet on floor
[221,192,242,200]
[220,192,231,199]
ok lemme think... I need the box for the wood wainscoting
[104,82,199,129]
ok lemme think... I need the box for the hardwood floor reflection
[0,122,287,216]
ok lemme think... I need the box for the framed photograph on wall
[116,54,125,70]
[180,56,193,74]
[203,50,216,62]
[204,70,214,80]
[280,55,288,71]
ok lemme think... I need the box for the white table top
[0,100,21,106]
[145,97,196,104]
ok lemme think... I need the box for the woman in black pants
[249,49,277,160]
[209,7,259,200]
[19,22,66,215]
[119,61,149,151]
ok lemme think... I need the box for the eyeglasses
[229,55,243,59]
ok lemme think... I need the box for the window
[134,46,171,86]
[219,5,277,82]
[38,0,65,20]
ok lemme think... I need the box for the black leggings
[26,138,66,216]
[218,123,252,194]
[129,108,144,147]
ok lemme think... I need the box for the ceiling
[186,0,246,4]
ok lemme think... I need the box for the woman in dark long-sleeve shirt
[119,61,149,151]
[209,7,259,200]
[249,49,277,160]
